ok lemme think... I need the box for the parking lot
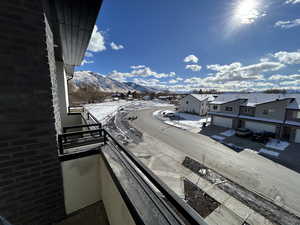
[200,125,300,173]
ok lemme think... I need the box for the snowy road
[129,108,300,218]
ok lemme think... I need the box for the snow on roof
[190,94,216,102]
[285,120,300,126]
[211,93,300,107]
[210,94,246,104]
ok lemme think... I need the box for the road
[129,107,300,217]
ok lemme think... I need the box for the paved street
[129,107,300,217]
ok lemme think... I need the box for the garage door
[213,116,233,128]
[245,121,276,133]
[295,129,300,143]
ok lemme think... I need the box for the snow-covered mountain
[125,82,159,93]
[71,71,159,93]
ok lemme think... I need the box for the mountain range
[71,71,160,93]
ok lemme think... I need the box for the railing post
[58,135,64,155]
[103,130,107,144]
[99,124,102,136]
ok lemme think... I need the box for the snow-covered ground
[85,100,130,124]
[220,129,236,137]
[211,135,226,141]
[154,110,210,131]
[85,100,173,124]
[259,148,280,157]
[265,139,289,151]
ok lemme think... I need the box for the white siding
[245,121,276,133]
[179,95,201,115]
[213,116,233,128]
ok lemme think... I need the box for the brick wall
[0,1,65,224]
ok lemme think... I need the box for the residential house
[283,97,300,143]
[209,94,300,143]
[179,94,216,116]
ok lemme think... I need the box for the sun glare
[233,0,263,25]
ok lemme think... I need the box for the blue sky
[77,0,300,92]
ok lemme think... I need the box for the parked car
[128,116,138,120]
[252,132,269,144]
[263,131,275,138]
[166,112,176,118]
[236,128,252,137]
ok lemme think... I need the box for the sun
[233,0,263,24]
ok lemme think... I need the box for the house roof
[211,93,300,107]
[210,94,246,105]
[190,94,215,102]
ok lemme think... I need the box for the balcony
[56,109,208,225]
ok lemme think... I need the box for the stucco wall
[56,61,82,128]
[100,157,136,225]
[61,155,102,214]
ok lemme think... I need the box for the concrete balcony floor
[56,202,109,225]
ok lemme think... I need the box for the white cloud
[107,66,176,82]
[81,59,94,66]
[280,80,300,86]
[285,0,300,4]
[168,77,183,84]
[133,78,160,86]
[272,50,300,64]
[87,25,106,52]
[260,57,270,62]
[269,74,300,80]
[205,61,284,82]
[185,64,202,72]
[85,52,94,57]
[131,65,146,69]
[169,79,178,84]
[274,19,300,29]
[110,42,124,50]
[183,55,199,63]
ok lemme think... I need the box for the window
[213,105,218,110]
[296,111,300,119]
[186,101,189,104]
[225,106,233,111]
[263,109,274,115]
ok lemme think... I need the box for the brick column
[0,1,65,224]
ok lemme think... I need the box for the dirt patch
[183,157,300,225]
[184,179,220,218]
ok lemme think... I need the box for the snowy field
[85,100,130,124]
[265,139,289,151]
[154,110,210,131]
[85,100,173,124]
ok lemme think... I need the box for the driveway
[129,108,300,217]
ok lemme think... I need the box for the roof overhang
[44,0,103,78]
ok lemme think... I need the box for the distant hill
[124,82,159,93]
[71,71,159,93]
